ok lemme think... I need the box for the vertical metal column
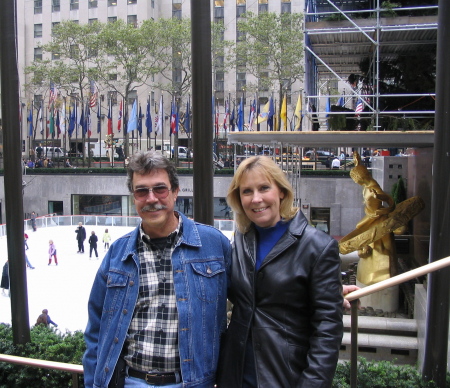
[0,0,31,344]
[350,300,359,388]
[422,0,450,385]
[191,0,214,225]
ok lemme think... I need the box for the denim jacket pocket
[190,260,226,303]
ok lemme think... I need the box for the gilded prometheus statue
[339,151,425,286]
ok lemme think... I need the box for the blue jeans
[125,376,182,388]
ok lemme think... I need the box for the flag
[294,95,302,130]
[337,96,345,107]
[145,98,152,136]
[117,99,123,132]
[27,105,33,137]
[267,97,274,131]
[89,80,97,108]
[280,94,287,131]
[38,103,43,135]
[127,99,138,133]
[156,96,163,135]
[237,98,244,131]
[185,98,191,133]
[256,100,270,124]
[230,106,235,131]
[86,102,91,137]
[56,109,61,137]
[355,99,363,116]
[48,81,57,105]
[170,98,177,135]
[223,99,229,131]
[137,105,143,136]
[107,98,113,135]
[248,99,256,130]
[68,104,75,137]
[60,101,66,135]
[97,98,101,134]
[326,97,331,117]
[50,106,55,136]
[215,104,219,138]
[79,105,85,136]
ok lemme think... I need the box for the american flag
[355,99,363,116]
[48,82,57,105]
[89,80,97,108]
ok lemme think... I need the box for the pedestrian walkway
[0,225,134,333]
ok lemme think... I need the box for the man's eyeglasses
[133,185,171,201]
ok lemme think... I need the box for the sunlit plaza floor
[0,225,135,333]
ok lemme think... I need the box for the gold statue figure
[339,151,425,286]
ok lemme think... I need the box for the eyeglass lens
[134,186,170,200]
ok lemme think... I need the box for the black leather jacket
[217,211,343,388]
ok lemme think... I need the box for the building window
[151,0,155,8]
[34,0,42,14]
[34,48,43,61]
[108,16,117,23]
[108,91,118,105]
[108,0,117,6]
[109,73,118,81]
[281,0,291,14]
[89,0,98,8]
[52,0,60,12]
[34,95,42,110]
[70,0,79,10]
[173,0,182,19]
[215,72,224,92]
[127,15,138,27]
[237,5,246,17]
[128,0,137,3]
[52,22,60,34]
[127,90,137,106]
[52,52,61,60]
[236,72,246,92]
[259,0,268,13]
[89,18,98,25]
[215,0,224,5]
[34,24,43,38]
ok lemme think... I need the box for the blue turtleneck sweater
[254,219,290,271]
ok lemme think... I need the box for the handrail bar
[345,255,450,388]
[0,354,83,387]
[345,256,450,302]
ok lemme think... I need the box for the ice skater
[88,231,99,259]
[102,228,111,251]
[48,240,58,265]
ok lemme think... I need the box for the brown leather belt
[128,368,181,386]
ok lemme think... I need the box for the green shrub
[333,358,443,388]
[0,324,85,388]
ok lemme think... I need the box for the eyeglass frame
[132,185,172,201]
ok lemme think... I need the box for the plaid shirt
[125,218,182,373]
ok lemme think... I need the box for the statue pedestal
[356,280,399,313]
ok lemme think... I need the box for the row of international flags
[27,81,369,140]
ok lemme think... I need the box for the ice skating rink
[0,225,135,333]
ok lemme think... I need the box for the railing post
[71,373,79,388]
[350,299,358,388]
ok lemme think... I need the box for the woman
[218,156,343,388]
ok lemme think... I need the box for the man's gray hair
[126,151,179,193]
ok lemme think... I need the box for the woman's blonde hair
[227,156,298,233]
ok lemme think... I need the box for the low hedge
[0,322,448,388]
[0,324,85,388]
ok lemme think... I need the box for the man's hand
[343,284,360,310]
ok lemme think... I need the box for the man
[75,222,87,253]
[332,156,341,169]
[83,151,232,388]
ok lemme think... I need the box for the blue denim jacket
[83,212,232,388]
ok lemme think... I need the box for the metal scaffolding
[303,0,438,131]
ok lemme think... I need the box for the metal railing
[345,256,450,388]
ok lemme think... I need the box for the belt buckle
[145,373,159,384]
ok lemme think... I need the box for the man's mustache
[140,204,167,212]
